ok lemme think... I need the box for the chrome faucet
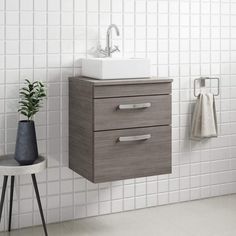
[98,24,120,57]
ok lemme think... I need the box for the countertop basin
[82,58,150,80]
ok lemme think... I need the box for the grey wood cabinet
[69,76,173,183]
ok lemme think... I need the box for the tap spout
[106,24,120,57]
[107,24,120,37]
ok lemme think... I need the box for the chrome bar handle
[117,102,151,110]
[118,134,151,142]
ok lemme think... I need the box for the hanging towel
[191,93,218,140]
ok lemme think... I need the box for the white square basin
[82,58,150,80]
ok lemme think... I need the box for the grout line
[109,0,113,214]
[189,0,192,202]
[156,0,159,77]
[121,0,125,212]
[98,0,101,49]
[122,0,124,58]
[3,0,6,230]
[134,1,136,58]
[103,0,113,217]
[229,0,233,186]
[26,0,35,227]
[73,0,75,77]
[167,0,170,204]
[145,0,147,59]
[178,0,182,203]
[72,0,75,220]
[199,0,202,78]
[3,0,6,155]
[97,0,101,216]
[84,0,88,218]
[145,0,147,208]
[58,0,62,222]
[199,0,204,200]
[133,0,137,210]
[120,0,124,212]
[156,0,159,205]
[209,0,214,200]
[43,0,49,225]
[85,0,88,60]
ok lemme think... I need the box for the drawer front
[94,126,171,183]
[94,83,171,98]
[94,95,171,131]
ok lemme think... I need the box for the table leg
[31,174,48,236]
[8,176,14,232]
[0,176,8,222]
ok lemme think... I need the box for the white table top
[0,155,46,176]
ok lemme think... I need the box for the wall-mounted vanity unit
[69,77,173,183]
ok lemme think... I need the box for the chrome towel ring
[194,77,220,97]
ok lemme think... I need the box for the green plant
[18,79,46,120]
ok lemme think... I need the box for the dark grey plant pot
[14,120,38,165]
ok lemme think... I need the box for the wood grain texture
[94,83,172,98]
[94,126,171,183]
[73,76,173,98]
[69,76,173,183]
[94,95,171,131]
[69,78,94,182]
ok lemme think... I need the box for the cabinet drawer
[94,126,171,183]
[94,95,171,131]
[94,82,171,98]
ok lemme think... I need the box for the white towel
[191,93,218,140]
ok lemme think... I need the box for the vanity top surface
[69,76,173,86]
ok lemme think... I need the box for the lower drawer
[94,126,171,183]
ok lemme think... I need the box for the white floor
[1,194,236,236]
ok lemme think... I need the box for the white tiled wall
[0,0,236,231]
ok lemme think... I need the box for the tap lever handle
[114,45,120,52]
[110,45,120,53]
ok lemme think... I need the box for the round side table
[0,155,48,236]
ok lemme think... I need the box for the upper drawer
[94,82,171,98]
[94,95,171,131]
